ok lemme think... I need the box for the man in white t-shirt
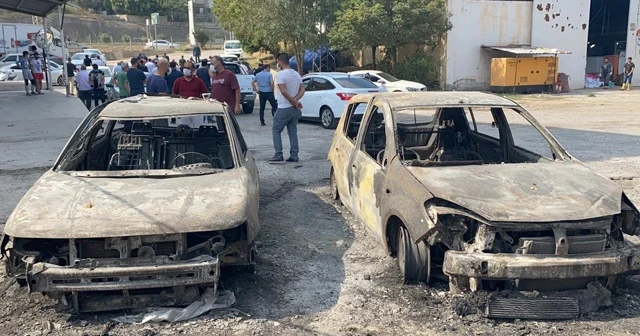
[270,53,305,162]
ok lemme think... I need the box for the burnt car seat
[425,108,482,162]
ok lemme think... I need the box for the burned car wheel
[397,226,431,284]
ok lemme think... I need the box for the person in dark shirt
[83,54,91,67]
[146,58,169,95]
[622,57,635,91]
[166,61,183,94]
[196,59,211,92]
[126,57,147,96]
[138,59,150,73]
[172,61,209,98]
[66,57,78,96]
[89,64,106,106]
[193,44,201,63]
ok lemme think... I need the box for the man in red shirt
[172,61,209,98]
[210,56,242,114]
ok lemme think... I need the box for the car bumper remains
[443,249,640,280]
[26,255,219,293]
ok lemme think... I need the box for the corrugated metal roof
[482,45,572,55]
[0,0,69,17]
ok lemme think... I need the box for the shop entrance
[585,0,630,87]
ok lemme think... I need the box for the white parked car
[223,40,242,57]
[70,52,105,67]
[299,73,387,129]
[81,49,107,62]
[0,61,65,85]
[0,53,23,67]
[349,70,426,92]
[145,40,179,50]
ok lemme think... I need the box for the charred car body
[1,97,260,313]
[328,92,640,316]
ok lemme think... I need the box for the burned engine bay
[1,224,253,313]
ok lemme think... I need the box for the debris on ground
[113,289,235,324]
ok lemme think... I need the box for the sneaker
[31,91,36,95]
[26,92,31,96]
[268,156,284,162]
[261,121,266,126]
[286,157,299,162]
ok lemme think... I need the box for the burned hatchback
[1,97,260,313]
[328,92,640,317]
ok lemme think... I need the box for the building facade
[445,0,640,90]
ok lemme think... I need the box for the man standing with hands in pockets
[270,53,305,163]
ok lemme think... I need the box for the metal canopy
[0,0,69,17]
[482,45,572,55]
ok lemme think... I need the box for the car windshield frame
[390,104,571,165]
[377,72,400,82]
[225,42,242,49]
[54,110,241,178]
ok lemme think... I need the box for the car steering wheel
[169,152,215,168]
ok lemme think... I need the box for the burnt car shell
[1,97,260,313]
[327,92,640,318]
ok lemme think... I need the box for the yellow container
[491,57,558,88]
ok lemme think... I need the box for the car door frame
[300,77,318,118]
[346,97,395,241]
[226,110,260,242]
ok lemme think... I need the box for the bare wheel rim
[321,108,333,127]
[398,227,408,282]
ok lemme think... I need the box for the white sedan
[299,73,386,129]
[348,70,426,92]
[0,61,65,85]
[145,40,179,50]
[70,52,106,67]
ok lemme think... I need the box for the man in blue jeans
[252,64,277,126]
[622,57,635,91]
[270,53,305,162]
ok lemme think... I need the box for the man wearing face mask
[172,61,209,98]
[209,55,242,114]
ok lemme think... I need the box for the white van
[223,40,242,57]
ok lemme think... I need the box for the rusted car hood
[5,170,251,239]
[407,162,622,223]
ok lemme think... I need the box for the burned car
[328,92,640,316]
[1,97,259,313]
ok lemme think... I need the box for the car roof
[304,72,354,79]
[224,40,240,43]
[349,70,383,74]
[351,92,520,109]
[219,54,239,58]
[99,96,229,119]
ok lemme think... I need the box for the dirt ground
[2,89,640,336]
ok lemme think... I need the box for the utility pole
[59,5,69,97]
[188,0,196,46]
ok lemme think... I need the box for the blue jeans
[272,106,302,159]
[624,74,633,84]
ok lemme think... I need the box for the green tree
[328,0,387,69]
[329,0,450,70]
[213,0,340,74]
[194,29,211,48]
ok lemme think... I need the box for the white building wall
[445,0,533,90]
[530,0,591,90]
[626,0,640,86]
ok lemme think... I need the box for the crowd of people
[68,50,305,163]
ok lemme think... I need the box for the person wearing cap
[114,62,130,98]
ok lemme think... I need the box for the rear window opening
[334,77,379,89]
[56,114,236,174]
